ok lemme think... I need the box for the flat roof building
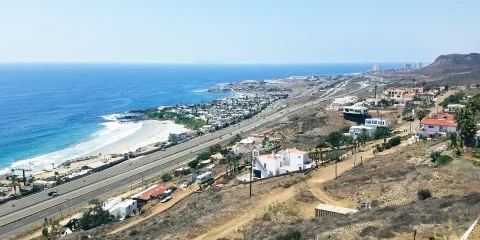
[315,204,358,217]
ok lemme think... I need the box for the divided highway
[0,99,291,237]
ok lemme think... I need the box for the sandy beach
[86,120,188,156]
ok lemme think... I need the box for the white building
[446,104,466,113]
[342,106,368,115]
[365,118,389,128]
[232,137,263,154]
[200,125,215,133]
[109,199,137,219]
[252,149,311,179]
[331,96,357,110]
[416,118,458,137]
[348,126,374,138]
[393,99,410,107]
[102,197,122,211]
[387,88,405,100]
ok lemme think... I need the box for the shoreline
[0,119,188,176]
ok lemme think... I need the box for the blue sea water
[0,63,403,170]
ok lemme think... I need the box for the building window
[428,125,434,129]
[264,163,266,168]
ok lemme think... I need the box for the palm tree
[412,78,416,88]
[374,85,378,99]
[454,108,477,148]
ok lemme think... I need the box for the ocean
[0,63,403,172]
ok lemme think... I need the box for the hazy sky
[0,0,479,63]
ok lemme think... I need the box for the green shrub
[374,127,390,140]
[188,159,199,169]
[276,229,302,240]
[161,173,173,182]
[325,150,345,161]
[430,151,441,162]
[388,136,401,147]
[88,198,100,205]
[437,155,453,166]
[375,144,384,152]
[383,142,392,149]
[197,152,211,161]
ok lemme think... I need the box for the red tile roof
[139,185,169,201]
[437,113,455,120]
[421,118,457,127]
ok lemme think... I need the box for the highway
[0,82,368,238]
[0,97,293,238]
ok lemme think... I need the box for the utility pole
[361,156,363,164]
[249,150,253,198]
[354,149,356,167]
[67,199,71,220]
[335,160,338,179]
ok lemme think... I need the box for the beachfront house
[252,148,311,179]
[416,118,458,137]
[364,118,389,128]
[200,125,215,133]
[348,126,374,138]
[33,180,57,189]
[86,161,107,172]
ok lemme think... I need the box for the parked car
[160,195,172,203]
[180,182,189,189]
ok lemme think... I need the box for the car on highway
[47,191,59,197]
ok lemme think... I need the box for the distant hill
[416,53,480,75]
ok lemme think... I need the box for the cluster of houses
[209,79,293,93]
[159,93,284,135]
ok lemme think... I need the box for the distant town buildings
[371,64,379,72]
[404,63,412,69]
[418,62,423,68]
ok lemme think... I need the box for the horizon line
[0,61,428,65]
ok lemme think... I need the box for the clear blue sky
[0,0,479,63]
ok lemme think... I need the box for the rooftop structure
[365,118,389,128]
[138,184,169,201]
[342,106,368,115]
[315,204,358,217]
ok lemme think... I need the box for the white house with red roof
[416,118,458,137]
[252,148,311,179]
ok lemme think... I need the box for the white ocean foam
[1,121,142,175]
[101,114,121,121]
[191,89,208,93]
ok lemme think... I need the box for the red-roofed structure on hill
[138,184,169,201]
[416,118,458,137]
